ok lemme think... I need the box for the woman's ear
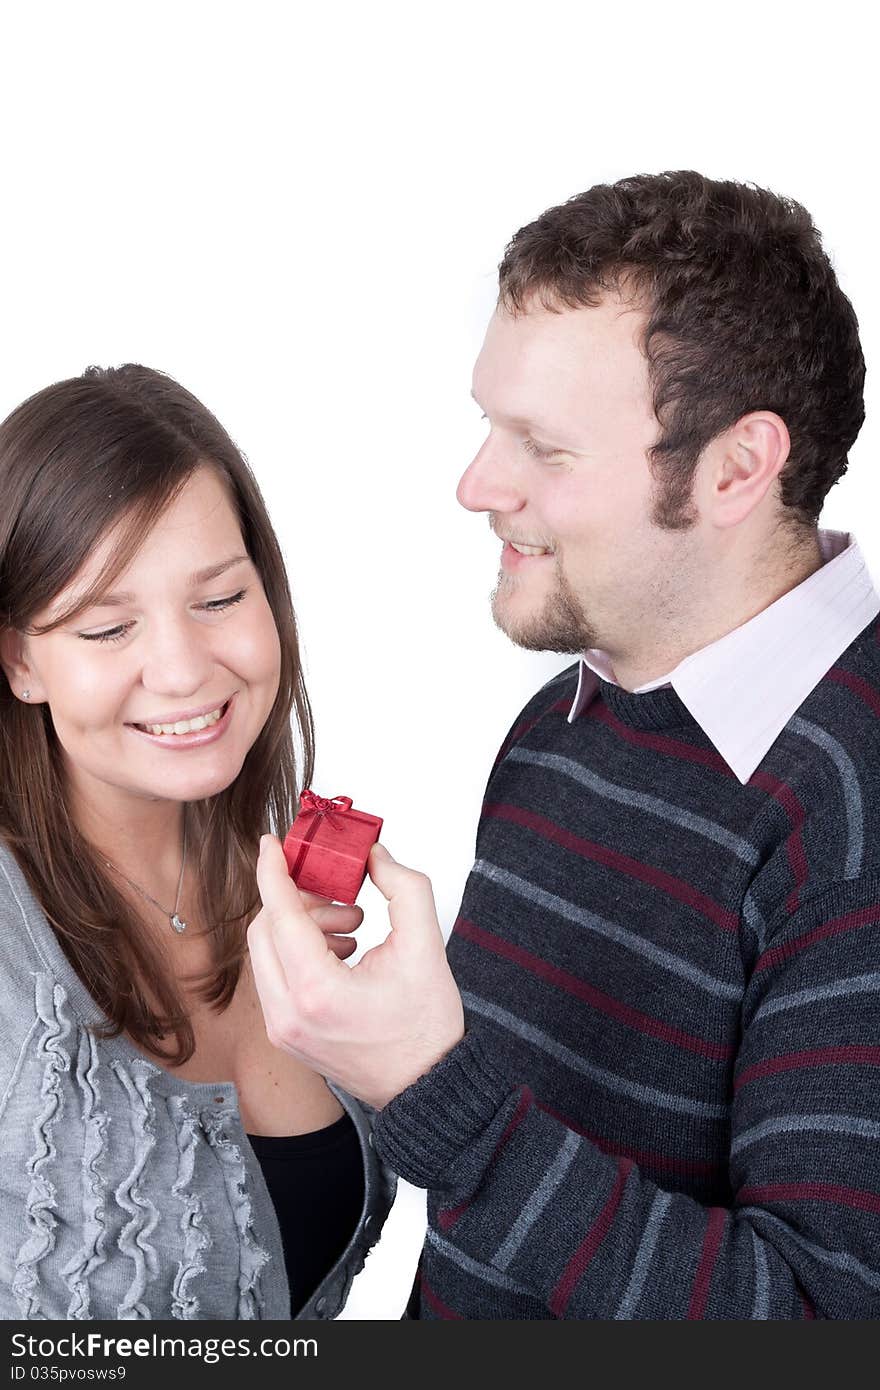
[0,625,42,703]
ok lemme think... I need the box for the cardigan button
[367,1131,374,1148]
[315,1297,327,1316]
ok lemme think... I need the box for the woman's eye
[203,588,247,613]
[78,589,248,644]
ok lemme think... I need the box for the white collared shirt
[566,530,880,784]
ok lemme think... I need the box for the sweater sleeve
[372,876,880,1319]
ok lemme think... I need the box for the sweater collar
[567,530,880,784]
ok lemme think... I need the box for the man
[250,170,880,1318]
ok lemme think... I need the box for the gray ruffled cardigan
[0,838,396,1320]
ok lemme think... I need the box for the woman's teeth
[138,703,226,736]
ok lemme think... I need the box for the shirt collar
[567,530,880,784]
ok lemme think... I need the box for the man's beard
[490,554,598,654]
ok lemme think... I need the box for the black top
[247,1110,365,1317]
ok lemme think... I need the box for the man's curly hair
[498,171,865,530]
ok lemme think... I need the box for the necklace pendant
[170,913,188,934]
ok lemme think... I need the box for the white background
[1,1,876,1318]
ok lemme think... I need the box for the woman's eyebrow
[84,554,251,608]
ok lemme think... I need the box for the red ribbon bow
[288,790,354,883]
[299,790,353,820]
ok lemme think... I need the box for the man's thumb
[367,843,440,938]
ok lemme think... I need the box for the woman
[0,364,395,1319]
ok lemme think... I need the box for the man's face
[457,293,698,656]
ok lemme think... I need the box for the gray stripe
[494,1130,580,1271]
[789,716,864,877]
[462,991,727,1120]
[741,1208,880,1294]
[425,1227,533,1295]
[741,890,768,955]
[752,973,880,1025]
[473,860,740,1000]
[614,1189,672,1319]
[751,1229,771,1319]
[507,747,759,865]
[733,1112,880,1156]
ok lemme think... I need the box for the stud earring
[21,689,30,700]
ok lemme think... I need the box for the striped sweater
[373,613,880,1319]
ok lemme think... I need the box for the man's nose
[456,436,524,514]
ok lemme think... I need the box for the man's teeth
[139,704,225,735]
[511,542,550,556]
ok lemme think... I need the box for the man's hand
[298,889,362,959]
[247,835,465,1110]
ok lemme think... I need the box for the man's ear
[704,411,791,529]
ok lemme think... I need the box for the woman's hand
[247,836,465,1110]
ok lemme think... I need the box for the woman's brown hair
[498,170,866,530]
[0,364,315,1064]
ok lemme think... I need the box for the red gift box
[282,790,383,904]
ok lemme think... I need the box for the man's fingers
[326,934,358,960]
[256,834,335,975]
[247,909,294,1017]
[300,895,364,936]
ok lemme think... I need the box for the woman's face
[13,465,282,821]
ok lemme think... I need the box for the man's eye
[522,438,559,461]
[78,589,248,644]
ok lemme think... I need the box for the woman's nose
[139,617,216,695]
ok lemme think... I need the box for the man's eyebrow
[83,554,251,608]
[470,390,564,438]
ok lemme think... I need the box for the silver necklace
[103,819,189,934]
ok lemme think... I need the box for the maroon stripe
[437,1086,533,1232]
[483,803,739,933]
[436,1198,470,1233]
[735,1044,880,1090]
[536,1100,723,1176]
[548,1158,633,1317]
[799,1288,817,1319]
[491,1086,533,1161]
[755,903,880,972]
[785,823,809,913]
[827,666,880,719]
[749,771,808,913]
[456,918,733,1061]
[738,1182,880,1216]
[686,1207,726,1319]
[749,770,803,819]
[589,702,734,774]
[420,1274,462,1320]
